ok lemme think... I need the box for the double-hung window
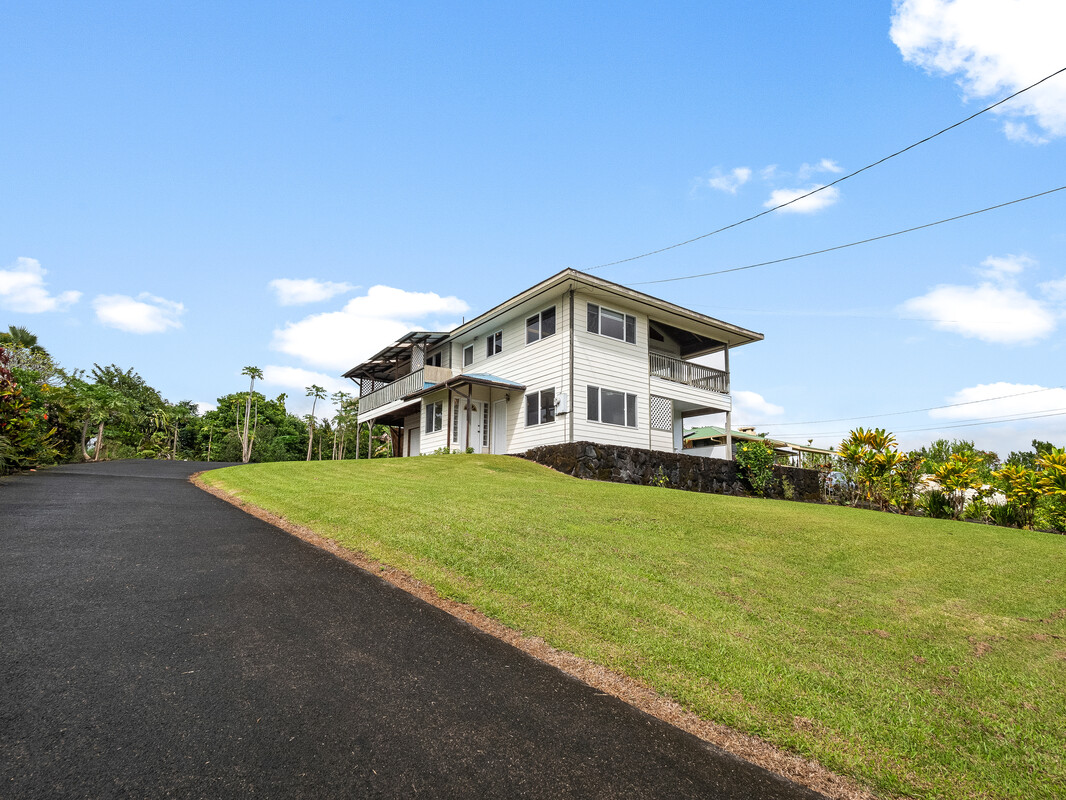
[587,386,637,428]
[525,389,556,426]
[525,306,557,344]
[587,303,636,344]
[486,330,503,358]
[463,344,474,367]
[424,401,443,433]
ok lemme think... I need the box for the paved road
[1,460,824,799]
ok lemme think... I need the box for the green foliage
[0,346,59,473]
[934,452,982,519]
[919,438,999,483]
[988,501,1024,529]
[993,464,1042,529]
[835,428,925,512]
[780,475,795,500]
[650,466,670,488]
[735,439,775,495]
[920,489,953,520]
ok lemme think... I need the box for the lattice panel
[650,395,672,431]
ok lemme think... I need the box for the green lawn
[202,455,1066,799]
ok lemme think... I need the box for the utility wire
[629,184,1066,286]
[687,303,1024,326]
[744,386,1062,428]
[773,408,1066,441]
[582,65,1066,272]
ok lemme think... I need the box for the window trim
[486,330,503,358]
[525,388,557,426]
[525,306,557,345]
[586,385,638,428]
[462,344,474,367]
[425,400,443,433]
[586,302,637,344]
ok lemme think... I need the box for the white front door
[407,426,420,457]
[492,400,507,454]
[456,400,484,452]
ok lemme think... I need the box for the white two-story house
[343,269,762,459]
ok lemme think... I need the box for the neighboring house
[684,426,836,466]
[343,269,763,458]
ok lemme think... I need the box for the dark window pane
[586,386,599,421]
[426,403,434,433]
[463,345,473,367]
[526,315,539,344]
[625,314,636,344]
[541,307,556,338]
[587,303,599,333]
[601,389,625,425]
[626,393,637,427]
[526,394,538,426]
[600,308,625,340]
[540,389,555,423]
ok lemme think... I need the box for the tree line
[0,326,391,475]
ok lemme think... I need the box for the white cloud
[890,0,1066,141]
[703,167,752,194]
[977,253,1035,281]
[900,284,1054,344]
[732,390,785,420]
[764,185,840,213]
[259,365,355,418]
[797,158,843,179]
[268,278,356,306]
[1039,276,1066,303]
[901,253,1065,344]
[0,257,81,313]
[928,382,1066,420]
[261,365,350,395]
[1003,120,1049,145]
[93,293,185,334]
[193,401,217,414]
[272,284,469,371]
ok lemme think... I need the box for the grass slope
[203,455,1066,799]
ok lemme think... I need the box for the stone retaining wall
[520,441,822,502]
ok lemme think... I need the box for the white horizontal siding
[450,290,571,453]
[572,291,652,449]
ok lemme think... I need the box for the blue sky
[2,1,1064,456]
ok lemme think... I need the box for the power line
[581,65,1066,272]
[628,184,1066,286]
[687,303,1023,326]
[744,386,1062,428]
[773,408,1066,442]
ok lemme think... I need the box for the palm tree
[240,366,263,463]
[0,325,48,356]
[305,384,326,461]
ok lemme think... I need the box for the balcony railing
[649,352,729,393]
[360,365,453,414]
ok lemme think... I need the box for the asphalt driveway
[1,460,825,799]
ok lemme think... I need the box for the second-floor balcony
[649,352,729,394]
[359,365,454,415]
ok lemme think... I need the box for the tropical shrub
[920,489,954,520]
[933,453,981,519]
[735,439,775,496]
